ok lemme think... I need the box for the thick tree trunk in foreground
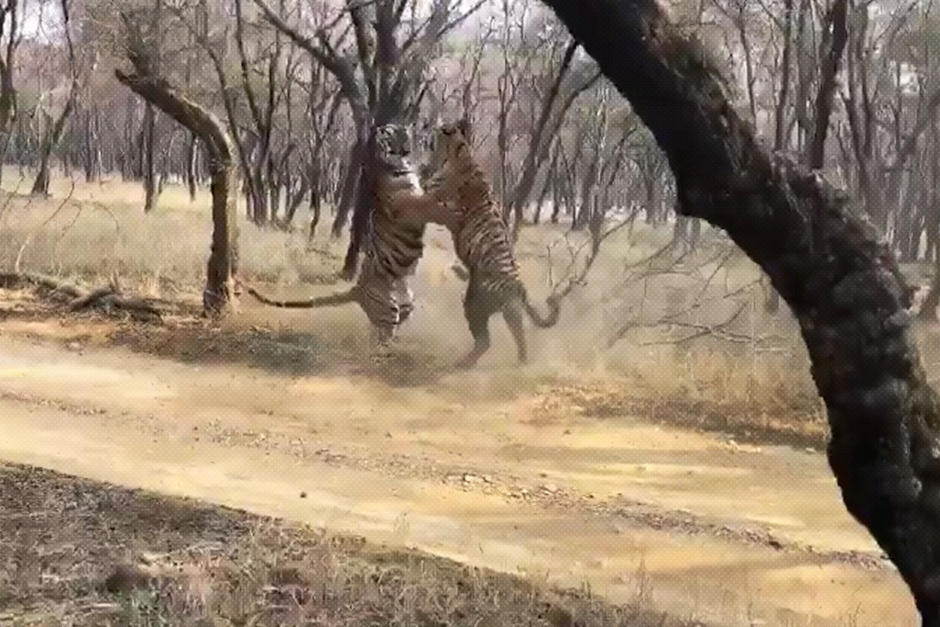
[115,71,239,317]
[541,0,940,621]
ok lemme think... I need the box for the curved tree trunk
[540,0,940,621]
[32,80,78,196]
[116,71,239,317]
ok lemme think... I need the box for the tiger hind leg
[368,324,396,367]
[456,291,493,370]
[502,299,528,365]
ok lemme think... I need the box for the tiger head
[371,123,414,175]
[427,117,472,173]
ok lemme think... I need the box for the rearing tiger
[422,119,560,368]
[243,123,454,357]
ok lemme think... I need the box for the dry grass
[0,463,702,627]
[0,170,342,296]
[0,170,857,447]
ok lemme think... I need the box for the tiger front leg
[388,189,459,230]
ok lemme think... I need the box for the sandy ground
[0,308,919,627]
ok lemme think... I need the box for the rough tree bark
[115,70,239,316]
[540,0,940,621]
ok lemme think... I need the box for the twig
[13,179,76,273]
[547,214,636,302]
[608,301,785,350]
[0,171,29,227]
[51,202,85,269]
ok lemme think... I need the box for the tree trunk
[331,134,365,239]
[116,71,239,317]
[283,174,310,228]
[0,43,17,190]
[187,133,198,201]
[142,103,159,213]
[540,0,940,620]
[550,172,562,224]
[267,161,280,225]
[31,84,78,196]
[774,0,794,151]
[307,156,323,242]
[533,172,551,226]
[509,41,597,223]
[807,0,848,170]
[341,160,371,280]
[83,106,103,183]
[338,121,374,279]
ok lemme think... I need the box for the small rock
[542,483,558,494]
[299,491,307,499]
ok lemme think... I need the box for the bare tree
[115,7,238,316]
[807,0,848,169]
[31,0,82,196]
[507,36,600,235]
[253,0,487,279]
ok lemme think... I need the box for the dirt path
[0,325,917,626]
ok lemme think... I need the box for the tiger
[243,123,454,357]
[421,118,560,369]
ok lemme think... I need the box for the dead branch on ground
[0,271,174,320]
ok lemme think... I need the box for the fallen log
[0,272,168,320]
